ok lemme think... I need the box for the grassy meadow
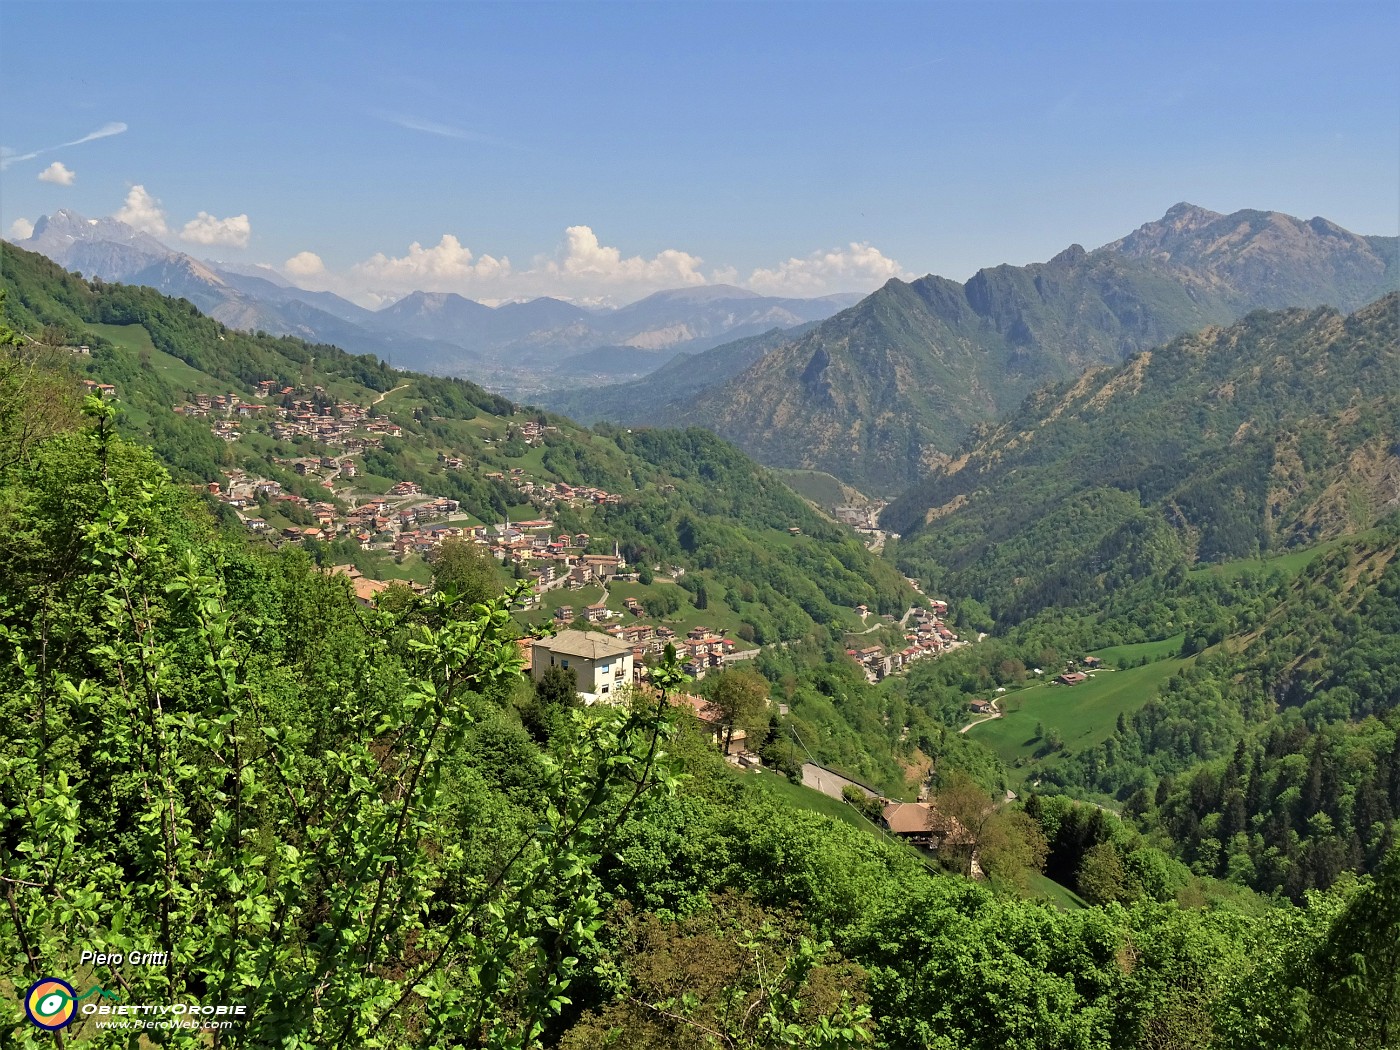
[968,640,1191,786]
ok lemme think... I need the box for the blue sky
[3,1,1397,305]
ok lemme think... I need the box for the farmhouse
[880,802,971,852]
[677,693,748,756]
[531,630,634,704]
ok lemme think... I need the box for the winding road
[959,696,1003,734]
[372,382,411,406]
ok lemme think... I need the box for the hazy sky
[3,1,1397,305]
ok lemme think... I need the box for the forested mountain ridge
[675,205,1398,491]
[1106,202,1400,311]
[884,294,1399,624]
[1040,523,1400,898]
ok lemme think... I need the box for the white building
[532,630,634,704]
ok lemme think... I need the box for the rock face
[1105,203,1398,313]
[676,205,1399,493]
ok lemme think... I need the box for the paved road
[801,763,879,800]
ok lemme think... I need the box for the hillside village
[160,377,960,682]
[845,599,961,681]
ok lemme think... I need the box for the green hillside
[0,243,955,796]
[860,294,1400,901]
[887,295,1400,624]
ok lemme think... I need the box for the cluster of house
[208,472,327,534]
[206,468,469,548]
[847,600,957,680]
[78,378,117,398]
[512,420,557,444]
[474,463,624,508]
[215,463,641,590]
[176,376,637,574]
[672,627,760,678]
[218,474,645,608]
[176,385,404,448]
[1054,656,1101,686]
[180,384,709,657]
[496,472,624,508]
[325,563,428,606]
[833,503,884,529]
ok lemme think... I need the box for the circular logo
[25,978,78,1031]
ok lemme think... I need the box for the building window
[562,659,569,669]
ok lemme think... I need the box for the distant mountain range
[660,204,1398,493]
[536,322,821,423]
[363,284,860,396]
[8,210,861,396]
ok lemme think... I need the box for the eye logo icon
[25,978,78,1030]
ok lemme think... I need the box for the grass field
[743,769,868,830]
[89,322,211,394]
[1188,530,1381,583]
[968,650,1189,785]
[773,468,867,512]
[89,321,158,354]
[608,578,758,643]
[1089,633,1185,666]
[526,584,605,619]
[1023,872,1089,911]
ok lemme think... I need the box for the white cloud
[114,185,168,237]
[746,242,908,296]
[315,226,896,308]
[0,121,127,171]
[69,121,128,147]
[37,161,75,185]
[353,234,509,288]
[283,250,326,277]
[544,225,706,287]
[180,211,251,248]
[9,217,35,240]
